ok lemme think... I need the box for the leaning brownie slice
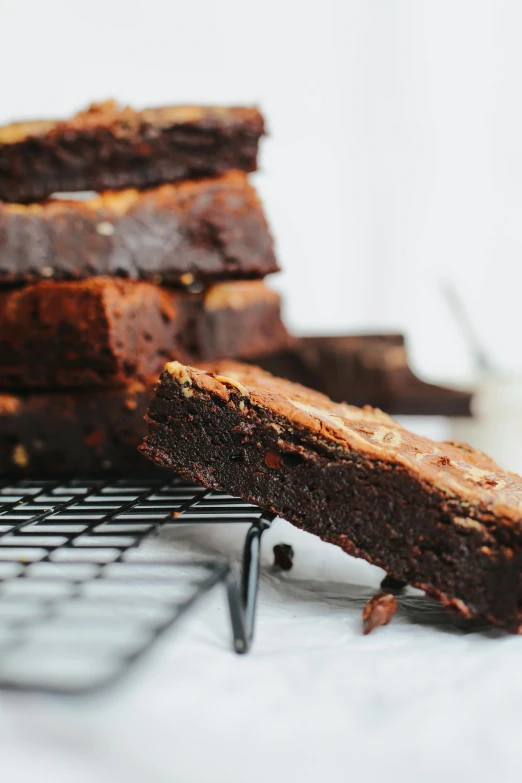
[0,280,290,387]
[141,360,522,632]
[0,100,265,202]
[0,172,278,286]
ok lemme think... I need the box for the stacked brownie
[0,100,290,476]
[254,334,473,416]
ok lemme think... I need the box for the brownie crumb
[273,543,294,571]
[362,593,397,635]
[380,574,407,592]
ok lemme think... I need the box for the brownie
[0,101,265,202]
[0,279,291,387]
[255,335,472,417]
[141,360,522,632]
[0,382,160,477]
[0,172,278,286]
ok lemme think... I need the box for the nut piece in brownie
[255,335,473,417]
[0,382,160,477]
[141,360,522,632]
[0,280,291,387]
[0,172,278,286]
[0,100,265,202]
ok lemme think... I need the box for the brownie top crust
[164,360,522,521]
[0,277,277,312]
[202,280,280,310]
[1,170,253,216]
[0,100,265,146]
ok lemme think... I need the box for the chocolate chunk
[265,451,282,470]
[273,543,294,571]
[380,574,408,592]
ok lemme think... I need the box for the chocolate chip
[265,451,281,469]
[273,543,294,570]
[380,574,407,592]
[362,592,397,635]
[283,451,305,468]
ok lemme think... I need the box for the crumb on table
[362,592,397,635]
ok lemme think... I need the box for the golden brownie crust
[0,100,265,144]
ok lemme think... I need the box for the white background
[3,0,521,385]
[2,4,522,780]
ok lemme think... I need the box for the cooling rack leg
[226,571,248,654]
[226,522,268,654]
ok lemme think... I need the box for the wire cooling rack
[0,477,275,694]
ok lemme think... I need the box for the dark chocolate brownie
[255,335,472,417]
[0,382,160,477]
[141,360,522,632]
[0,101,265,202]
[0,279,291,387]
[0,172,278,286]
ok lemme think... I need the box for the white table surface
[0,509,520,783]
